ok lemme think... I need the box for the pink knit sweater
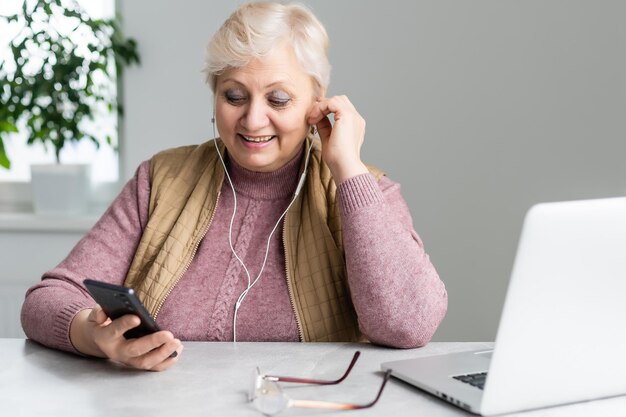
[21,149,447,353]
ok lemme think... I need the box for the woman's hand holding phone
[70,306,183,371]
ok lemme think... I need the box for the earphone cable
[212,118,315,342]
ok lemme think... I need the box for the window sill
[0,180,119,232]
[0,211,101,233]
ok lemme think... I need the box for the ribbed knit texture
[21,146,447,352]
[338,173,385,215]
[53,300,93,352]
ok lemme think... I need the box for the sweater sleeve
[20,161,152,354]
[338,173,448,348]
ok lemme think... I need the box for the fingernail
[170,351,178,358]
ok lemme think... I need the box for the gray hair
[204,2,330,94]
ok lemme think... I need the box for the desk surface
[1,339,624,416]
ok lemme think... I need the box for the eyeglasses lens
[253,379,289,416]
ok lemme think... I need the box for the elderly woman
[21,2,447,371]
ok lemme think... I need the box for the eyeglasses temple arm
[266,351,361,385]
[288,400,361,410]
[288,370,391,411]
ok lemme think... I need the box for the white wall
[3,0,622,341]
[0,226,90,337]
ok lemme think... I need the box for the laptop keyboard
[453,371,488,390]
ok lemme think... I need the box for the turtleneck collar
[225,144,305,200]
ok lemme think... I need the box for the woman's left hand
[308,95,369,183]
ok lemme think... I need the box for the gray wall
[119,0,626,341]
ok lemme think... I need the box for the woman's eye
[224,90,247,105]
[268,91,291,108]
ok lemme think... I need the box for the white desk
[1,339,624,416]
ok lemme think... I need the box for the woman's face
[214,44,318,172]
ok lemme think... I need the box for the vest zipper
[153,191,222,319]
[283,218,305,341]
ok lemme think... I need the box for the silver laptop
[382,197,626,415]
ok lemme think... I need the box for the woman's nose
[241,99,270,131]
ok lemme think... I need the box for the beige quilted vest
[124,137,383,342]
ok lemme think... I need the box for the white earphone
[211,113,314,342]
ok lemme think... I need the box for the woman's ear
[316,86,326,101]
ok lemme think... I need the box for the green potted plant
[0,0,139,214]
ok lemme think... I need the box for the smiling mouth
[239,134,276,143]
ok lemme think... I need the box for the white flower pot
[30,164,91,215]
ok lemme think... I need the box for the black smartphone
[83,279,160,339]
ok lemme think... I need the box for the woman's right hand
[69,306,183,371]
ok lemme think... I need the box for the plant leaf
[0,138,11,169]
[3,0,141,162]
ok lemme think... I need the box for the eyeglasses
[248,351,391,416]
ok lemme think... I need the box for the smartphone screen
[83,279,161,339]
